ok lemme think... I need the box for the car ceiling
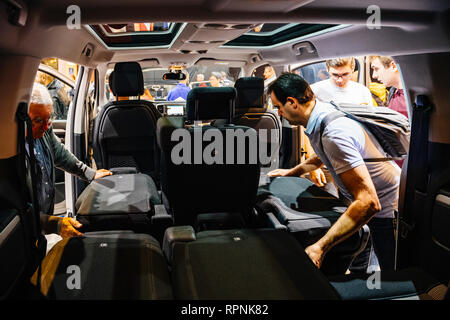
[0,0,449,68]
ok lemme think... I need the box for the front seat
[92,62,161,182]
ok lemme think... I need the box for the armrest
[163,226,196,264]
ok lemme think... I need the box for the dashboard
[155,101,186,116]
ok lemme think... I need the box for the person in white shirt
[311,57,373,106]
[305,58,373,193]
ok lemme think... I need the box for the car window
[34,58,77,120]
[292,61,329,85]
[105,66,241,102]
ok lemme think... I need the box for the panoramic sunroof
[87,22,340,49]
[88,23,184,48]
[224,23,338,47]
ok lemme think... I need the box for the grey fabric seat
[256,176,370,276]
[30,231,173,299]
[93,62,161,181]
[75,172,161,234]
[165,226,340,300]
[157,87,261,228]
[232,77,281,172]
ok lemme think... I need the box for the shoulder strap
[387,87,396,104]
[321,102,403,163]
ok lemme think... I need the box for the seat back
[232,77,281,172]
[157,87,261,226]
[93,62,161,181]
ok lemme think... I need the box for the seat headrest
[109,71,116,96]
[234,77,265,111]
[186,87,236,121]
[113,62,144,97]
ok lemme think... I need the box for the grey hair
[31,82,53,106]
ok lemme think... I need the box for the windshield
[105,65,241,102]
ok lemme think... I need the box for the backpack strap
[321,102,403,163]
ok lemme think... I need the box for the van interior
[0,0,449,300]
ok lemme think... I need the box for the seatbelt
[15,102,47,280]
[399,95,432,239]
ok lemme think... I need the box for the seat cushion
[76,173,160,215]
[30,231,172,299]
[171,228,340,299]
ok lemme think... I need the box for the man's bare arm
[305,164,381,268]
[267,154,323,177]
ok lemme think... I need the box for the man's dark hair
[268,72,315,104]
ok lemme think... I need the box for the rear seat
[164,226,340,299]
[157,87,260,228]
[256,176,370,276]
[29,231,173,299]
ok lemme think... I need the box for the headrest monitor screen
[167,105,184,116]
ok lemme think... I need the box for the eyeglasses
[31,113,56,126]
[330,72,352,79]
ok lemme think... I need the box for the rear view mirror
[163,72,186,81]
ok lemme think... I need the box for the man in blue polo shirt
[267,73,400,271]
[167,71,190,101]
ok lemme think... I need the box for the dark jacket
[38,127,95,232]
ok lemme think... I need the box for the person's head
[268,73,315,126]
[263,65,275,80]
[370,56,401,88]
[196,73,204,82]
[325,57,355,88]
[29,82,54,139]
[209,72,222,87]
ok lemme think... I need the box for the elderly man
[29,82,112,238]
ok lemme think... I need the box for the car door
[35,63,76,214]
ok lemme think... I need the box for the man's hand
[267,168,296,177]
[309,168,327,187]
[305,243,325,269]
[59,217,83,238]
[94,169,113,180]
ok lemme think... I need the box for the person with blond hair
[311,57,373,106]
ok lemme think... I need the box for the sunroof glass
[100,23,173,35]
[246,23,293,35]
